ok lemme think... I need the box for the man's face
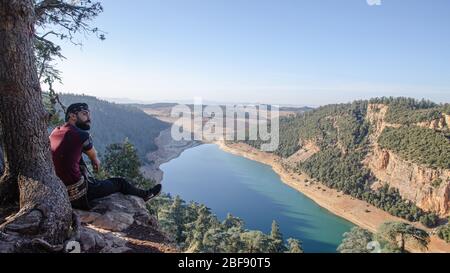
[75,110,91,130]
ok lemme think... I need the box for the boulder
[72,193,167,253]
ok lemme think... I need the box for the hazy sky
[49,0,450,106]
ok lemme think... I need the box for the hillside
[244,97,450,226]
[58,94,170,160]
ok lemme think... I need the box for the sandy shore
[216,141,450,253]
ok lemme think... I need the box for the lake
[161,144,354,253]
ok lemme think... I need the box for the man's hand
[91,158,101,173]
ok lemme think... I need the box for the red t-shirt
[49,123,93,186]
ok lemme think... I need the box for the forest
[370,97,450,125]
[378,127,450,169]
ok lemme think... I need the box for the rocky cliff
[416,114,450,131]
[74,193,176,253]
[365,104,450,216]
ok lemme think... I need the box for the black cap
[65,103,89,122]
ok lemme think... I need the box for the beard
[75,120,91,131]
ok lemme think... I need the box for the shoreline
[215,141,450,253]
[141,128,202,184]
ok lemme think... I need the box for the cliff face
[367,146,450,216]
[365,104,450,216]
[417,114,450,131]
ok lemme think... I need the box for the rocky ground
[74,193,177,253]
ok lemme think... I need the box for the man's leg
[87,177,160,201]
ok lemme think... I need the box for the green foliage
[338,222,431,253]
[295,100,369,150]
[42,92,65,128]
[101,140,155,188]
[437,222,450,243]
[59,93,170,160]
[272,115,303,157]
[378,127,450,169]
[298,148,371,196]
[147,194,303,253]
[369,96,448,124]
[361,185,433,224]
[419,213,439,228]
[269,220,286,252]
[103,140,142,180]
[337,227,373,253]
[377,222,430,253]
[245,101,370,158]
[286,238,303,253]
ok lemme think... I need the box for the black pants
[87,177,148,201]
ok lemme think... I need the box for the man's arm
[84,147,101,173]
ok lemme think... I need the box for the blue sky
[50,0,450,106]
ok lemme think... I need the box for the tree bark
[0,0,72,251]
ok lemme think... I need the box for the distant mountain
[58,94,170,160]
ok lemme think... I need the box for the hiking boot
[144,184,162,202]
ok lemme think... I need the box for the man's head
[65,103,91,130]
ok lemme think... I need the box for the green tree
[103,139,142,180]
[170,196,185,243]
[0,0,102,252]
[269,220,286,252]
[337,227,373,253]
[203,227,227,253]
[223,213,244,229]
[157,207,178,242]
[437,222,450,243]
[241,231,270,253]
[224,226,245,253]
[377,222,430,253]
[185,205,212,252]
[286,238,303,253]
[102,139,155,188]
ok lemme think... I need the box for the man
[50,103,162,210]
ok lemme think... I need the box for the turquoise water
[161,144,354,253]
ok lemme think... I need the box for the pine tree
[102,139,155,188]
[286,238,303,253]
[377,222,430,253]
[203,227,227,253]
[241,231,270,253]
[170,196,185,243]
[337,227,373,253]
[185,205,212,252]
[103,139,143,180]
[223,213,244,229]
[225,226,245,253]
[269,220,286,252]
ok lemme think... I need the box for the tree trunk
[400,234,405,253]
[0,0,72,251]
